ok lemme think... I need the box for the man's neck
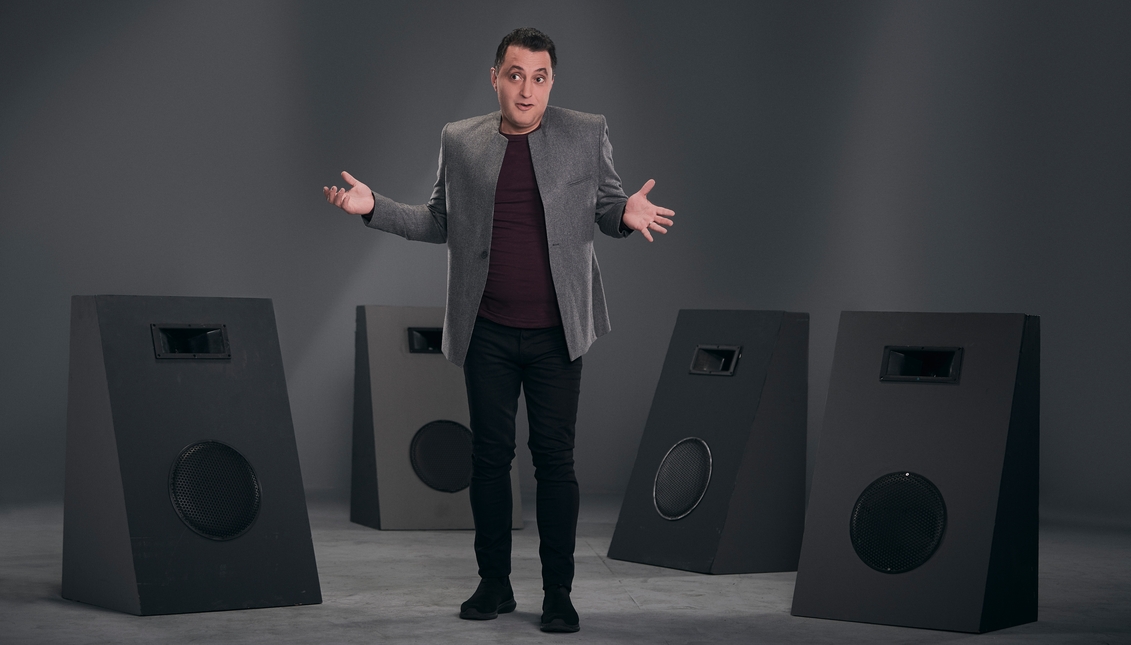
[499,111,546,135]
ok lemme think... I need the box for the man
[324,27,673,633]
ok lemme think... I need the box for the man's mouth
[516,103,534,111]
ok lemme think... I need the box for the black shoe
[540,584,580,633]
[459,577,516,620]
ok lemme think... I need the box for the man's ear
[490,67,498,92]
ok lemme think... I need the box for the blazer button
[480,250,488,259]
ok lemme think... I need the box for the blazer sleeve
[362,125,449,244]
[594,117,631,239]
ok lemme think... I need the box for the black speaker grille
[850,472,946,574]
[410,420,473,493]
[169,441,261,541]
[653,437,712,520]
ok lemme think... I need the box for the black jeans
[463,316,582,589]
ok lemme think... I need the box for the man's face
[491,46,554,135]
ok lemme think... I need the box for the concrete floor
[2,496,1129,644]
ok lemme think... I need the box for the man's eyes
[509,74,547,83]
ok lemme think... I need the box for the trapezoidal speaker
[62,295,321,615]
[791,311,1039,633]
[351,305,522,530]
[607,310,808,574]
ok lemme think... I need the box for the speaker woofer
[850,472,946,574]
[653,437,712,520]
[169,441,261,541]
[409,420,473,493]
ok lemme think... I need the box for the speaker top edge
[839,310,1038,319]
[359,304,445,312]
[675,308,805,314]
[76,294,276,305]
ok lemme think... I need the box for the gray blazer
[364,105,630,366]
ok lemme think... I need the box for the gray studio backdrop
[2,1,1127,526]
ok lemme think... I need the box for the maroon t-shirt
[477,131,562,328]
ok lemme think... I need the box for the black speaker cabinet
[792,311,1039,633]
[62,295,321,615]
[351,305,522,530]
[607,310,808,574]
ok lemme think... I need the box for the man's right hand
[323,171,375,215]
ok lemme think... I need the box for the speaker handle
[151,324,230,359]
[688,345,741,376]
[407,327,443,354]
[879,346,963,383]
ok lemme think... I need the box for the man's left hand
[621,179,674,242]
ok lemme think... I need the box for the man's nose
[520,79,532,97]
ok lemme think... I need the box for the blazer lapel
[462,113,508,236]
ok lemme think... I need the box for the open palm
[621,179,674,242]
[323,171,375,215]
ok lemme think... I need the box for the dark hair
[494,27,556,73]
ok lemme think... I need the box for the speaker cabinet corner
[62,295,322,615]
[608,310,808,574]
[792,311,1039,633]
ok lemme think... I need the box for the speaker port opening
[407,327,443,353]
[880,346,962,383]
[688,345,741,376]
[152,324,230,359]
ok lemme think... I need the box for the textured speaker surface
[169,441,261,541]
[62,295,321,616]
[608,310,809,574]
[410,421,473,493]
[791,311,1039,633]
[653,438,712,520]
[849,472,946,574]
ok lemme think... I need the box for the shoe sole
[459,598,517,620]
[540,618,580,633]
